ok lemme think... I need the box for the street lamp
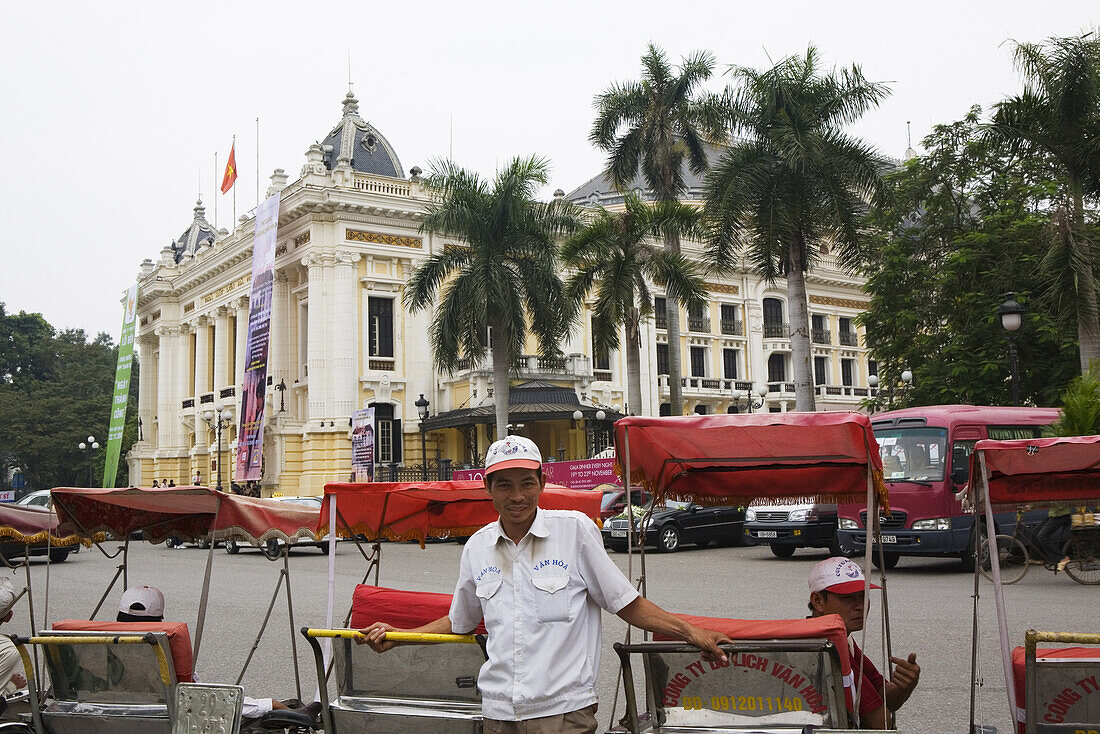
[997,293,1026,406]
[78,435,99,487]
[203,401,234,492]
[730,383,768,413]
[415,393,430,480]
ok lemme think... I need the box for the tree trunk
[787,237,816,411]
[625,307,643,416]
[490,324,510,440]
[664,230,684,415]
[1071,181,1100,373]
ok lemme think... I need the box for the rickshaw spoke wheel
[979,534,1028,584]
[1062,535,1100,585]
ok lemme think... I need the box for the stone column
[175,324,190,449]
[332,250,360,418]
[155,325,177,449]
[213,307,230,393]
[137,335,155,446]
[235,298,249,391]
[304,253,327,421]
[193,316,210,397]
[271,271,290,388]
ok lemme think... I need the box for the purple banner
[453,457,618,491]
[351,407,375,482]
[235,193,281,481]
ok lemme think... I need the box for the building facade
[127,92,878,495]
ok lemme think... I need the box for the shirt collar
[484,508,548,546]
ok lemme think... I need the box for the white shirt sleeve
[448,540,481,634]
[576,516,640,614]
[242,696,274,718]
[0,637,23,694]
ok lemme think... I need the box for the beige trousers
[483,704,598,734]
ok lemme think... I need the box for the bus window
[875,428,948,482]
[951,440,976,484]
[987,425,1045,440]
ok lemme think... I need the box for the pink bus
[837,405,1060,570]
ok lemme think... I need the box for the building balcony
[654,313,668,330]
[720,320,744,336]
[839,331,859,347]
[657,375,750,395]
[767,381,796,394]
[687,316,711,333]
[811,329,831,344]
[815,384,874,397]
[452,353,593,380]
[763,322,789,339]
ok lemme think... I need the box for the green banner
[103,284,138,487]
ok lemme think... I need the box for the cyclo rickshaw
[300,413,901,733]
[966,435,1100,734]
[7,484,324,734]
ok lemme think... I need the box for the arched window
[763,298,785,338]
[659,403,671,416]
[768,353,787,383]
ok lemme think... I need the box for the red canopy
[50,486,319,546]
[0,503,89,547]
[614,412,888,508]
[971,436,1100,504]
[319,480,601,544]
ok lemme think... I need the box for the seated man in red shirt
[807,557,920,728]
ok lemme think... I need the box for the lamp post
[78,435,99,487]
[415,393,430,480]
[203,401,234,492]
[868,374,879,415]
[730,383,768,413]
[997,293,1025,406]
[274,378,287,412]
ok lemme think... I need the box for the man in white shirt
[0,578,27,697]
[364,436,731,734]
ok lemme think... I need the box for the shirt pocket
[531,575,570,623]
[475,577,504,626]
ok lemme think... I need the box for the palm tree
[404,156,577,440]
[590,43,726,415]
[562,194,709,416]
[985,32,1100,374]
[703,46,889,411]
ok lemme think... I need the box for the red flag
[220,142,238,194]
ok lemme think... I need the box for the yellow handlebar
[15,635,173,686]
[304,628,478,644]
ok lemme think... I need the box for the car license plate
[611,530,627,538]
[880,535,897,543]
[757,530,778,538]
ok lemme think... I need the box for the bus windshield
[874,427,948,483]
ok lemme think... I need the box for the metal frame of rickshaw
[967,437,1100,734]
[613,414,898,733]
[19,487,321,732]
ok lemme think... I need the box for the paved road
[9,538,1096,733]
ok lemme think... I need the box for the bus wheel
[871,551,899,570]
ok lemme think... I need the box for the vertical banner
[235,193,281,481]
[102,284,139,487]
[351,407,376,482]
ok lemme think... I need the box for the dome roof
[320,91,404,179]
[168,197,218,263]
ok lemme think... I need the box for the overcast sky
[1,0,1095,338]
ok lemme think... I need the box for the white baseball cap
[0,577,17,618]
[119,585,165,619]
[808,557,882,595]
[484,436,542,475]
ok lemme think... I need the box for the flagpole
[214,151,219,231]
[232,134,237,228]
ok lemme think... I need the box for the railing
[593,369,613,382]
[815,385,873,397]
[734,380,753,392]
[219,387,235,399]
[687,316,710,333]
[654,313,668,330]
[720,320,744,336]
[535,356,566,371]
[839,331,859,346]
[352,174,412,198]
[200,394,214,404]
[763,322,789,339]
[182,398,195,409]
[378,460,454,482]
[811,329,832,344]
[767,382,795,393]
[368,358,395,371]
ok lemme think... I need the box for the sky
[0,0,1096,338]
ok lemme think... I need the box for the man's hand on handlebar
[359,622,402,652]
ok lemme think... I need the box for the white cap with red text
[808,557,882,595]
[484,436,542,475]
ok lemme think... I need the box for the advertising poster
[102,283,139,487]
[351,407,376,482]
[235,193,281,480]
[452,457,618,490]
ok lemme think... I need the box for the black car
[601,500,745,553]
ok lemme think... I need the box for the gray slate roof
[321,91,404,179]
[169,198,219,263]
[565,144,722,207]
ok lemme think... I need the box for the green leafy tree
[859,108,1081,408]
[562,194,709,416]
[0,303,138,489]
[985,32,1100,373]
[1046,363,1100,436]
[704,46,889,411]
[590,43,726,415]
[404,156,577,440]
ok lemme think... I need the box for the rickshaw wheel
[263,539,282,560]
[978,534,1029,584]
[1063,535,1100,585]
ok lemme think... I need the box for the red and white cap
[119,585,165,618]
[808,557,882,595]
[484,436,542,475]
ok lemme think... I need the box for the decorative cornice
[809,295,869,309]
[706,282,739,295]
[202,274,252,305]
[294,231,311,247]
[346,229,422,249]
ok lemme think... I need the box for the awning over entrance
[422,380,623,431]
